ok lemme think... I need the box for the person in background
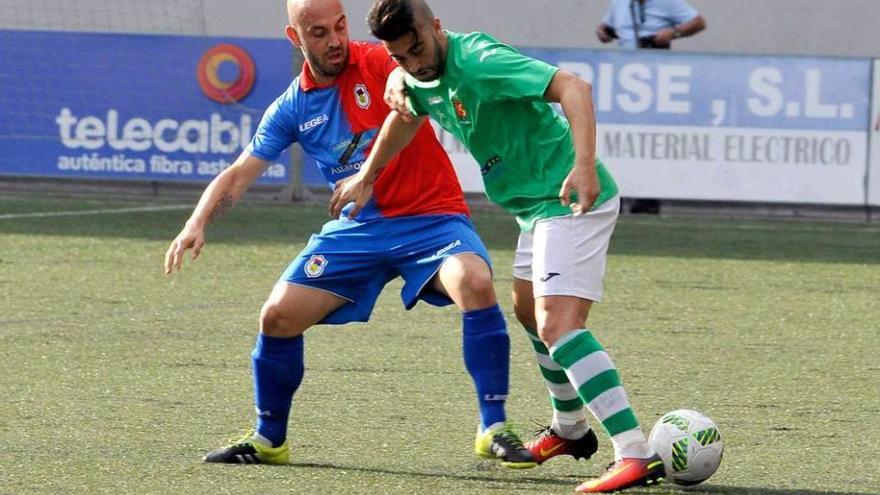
[597,0,706,214]
[597,0,706,50]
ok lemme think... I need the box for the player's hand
[384,67,413,121]
[559,161,600,215]
[164,222,206,274]
[329,172,374,219]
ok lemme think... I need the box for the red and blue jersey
[247,41,469,220]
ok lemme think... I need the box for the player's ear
[431,17,442,36]
[285,24,302,48]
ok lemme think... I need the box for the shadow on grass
[289,461,577,487]
[698,485,878,495]
[1,195,878,265]
[290,462,877,495]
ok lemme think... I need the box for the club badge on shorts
[304,255,328,278]
[354,83,371,109]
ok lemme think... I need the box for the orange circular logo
[197,44,256,104]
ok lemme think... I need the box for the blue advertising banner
[431,47,873,204]
[0,30,294,184]
[519,48,871,132]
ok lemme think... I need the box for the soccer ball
[648,409,723,486]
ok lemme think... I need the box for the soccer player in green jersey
[329,0,665,492]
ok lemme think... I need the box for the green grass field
[1,194,878,495]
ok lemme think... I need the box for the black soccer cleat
[203,434,290,465]
[475,424,538,469]
[526,425,599,464]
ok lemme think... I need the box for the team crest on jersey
[354,84,371,109]
[304,255,328,278]
[452,97,469,122]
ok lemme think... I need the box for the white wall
[1,0,879,57]
[217,0,880,58]
[338,0,880,58]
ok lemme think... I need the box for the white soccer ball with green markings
[648,409,723,486]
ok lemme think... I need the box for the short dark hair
[367,0,420,42]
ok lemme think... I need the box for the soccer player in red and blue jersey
[163,0,534,467]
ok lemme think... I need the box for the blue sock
[462,304,510,431]
[252,333,304,447]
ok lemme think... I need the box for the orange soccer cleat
[575,454,665,493]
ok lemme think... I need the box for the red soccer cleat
[575,454,665,493]
[525,426,598,464]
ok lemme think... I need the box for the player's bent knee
[535,297,590,346]
[537,322,576,348]
[464,270,495,301]
[259,302,308,338]
[458,283,497,311]
[439,255,497,310]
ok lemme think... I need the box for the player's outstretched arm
[544,70,600,214]
[383,67,414,121]
[164,152,268,274]
[329,111,425,219]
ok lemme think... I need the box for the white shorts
[513,195,620,301]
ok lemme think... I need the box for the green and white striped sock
[549,329,652,459]
[523,327,588,439]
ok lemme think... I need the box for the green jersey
[404,31,618,231]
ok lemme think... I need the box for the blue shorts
[280,214,491,325]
